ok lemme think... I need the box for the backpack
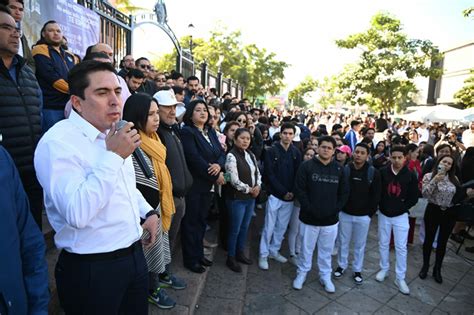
[344,164,375,185]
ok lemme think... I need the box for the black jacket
[343,162,381,217]
[295,157,350,226]
[263,142,301,201]
[158,122,193,197]
[379,165,419,217]
[0,55,42,183]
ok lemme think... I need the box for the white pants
[287,205,301,256]
[337,212,371,272]
[296,222,338,281]
[259,195,294,257]
[378,212,409,280]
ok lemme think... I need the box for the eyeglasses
[0,23,21,35]
[156,78,166,82]
[237,119,247,123]
[139,64,151,70]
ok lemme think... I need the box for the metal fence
[198,63,244,98]
[77,0,132,66]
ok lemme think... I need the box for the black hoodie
[343,162,382,217]
[295,157,350,226]
[379,165,419,217]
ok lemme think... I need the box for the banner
[23,0,100,58]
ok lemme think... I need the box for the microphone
[116,120,154,179]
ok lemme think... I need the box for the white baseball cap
[153,90,177,106]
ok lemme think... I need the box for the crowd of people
[2,1,474,314]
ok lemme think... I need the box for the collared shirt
[34,110,152,254]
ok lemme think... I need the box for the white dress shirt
[34,110,152,254]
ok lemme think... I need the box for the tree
[288,76,319,108]
[152,24,289,102]
[335,12,443,113]
[111,0,148,14]
[317,75,345,109]
[454,70,474,108]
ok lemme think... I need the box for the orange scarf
[139,131,175,231]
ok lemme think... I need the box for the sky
[131,0,473,92]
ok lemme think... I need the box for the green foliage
[113,0,148,14]
[335,12,443,113]
[454,69,474,108]
[317,75,345,109]
[288,76,319,108]
[153,24,289,101]
[463,7,474,18]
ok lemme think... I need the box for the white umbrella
[402,105,464,123]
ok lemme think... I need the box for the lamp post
[188,23,195,56]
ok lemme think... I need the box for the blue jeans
[227,199,255,257]
[42,109,64,132]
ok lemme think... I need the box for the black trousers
[23,176,43,230]
[55,242,148,315]
[181,191,213,266]
[422,203,456,269]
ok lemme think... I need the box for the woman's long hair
[122,93,153,133]
[431,154,460,187]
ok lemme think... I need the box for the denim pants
[227,199,255,257]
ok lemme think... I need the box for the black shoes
[200,257,213,267]
[226,256,242,273]
[236,251,253,265]
[185,263,206,274]
[466,246,474,253]
[419,265,429,280]
[433,267,443,284]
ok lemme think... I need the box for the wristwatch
[145,209,160,219]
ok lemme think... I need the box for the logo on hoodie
[387,181,402,197]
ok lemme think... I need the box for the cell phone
[437,164,446,174]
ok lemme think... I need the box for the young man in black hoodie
[259,123,301,270]
[333,143,381,285]
[376,146,418,295]
[293,136,349,292]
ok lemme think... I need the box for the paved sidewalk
[244,213,474,314]
[198,209,474,314]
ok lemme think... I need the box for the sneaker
[203,238,218,248]
[375,270,387,282]
[320,278,336,293]
[148,288,176,309]
[333,266,344,279]
[258,256,269,270]
[293,273,306,290]
[269,252,288,263]
[159,273,187,290]
[394,279,410,295]
[204,247,212,256]
[353,272,363,285]
[289,255,298,266]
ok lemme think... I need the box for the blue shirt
[7,56,19,83]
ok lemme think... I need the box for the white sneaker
[289,255,298,266]
[293,273,306,290]
[375,270,387,282]
[269,252,288,263]
[394,279,410,295]
[258,256,269,270]
[320,278,336,293]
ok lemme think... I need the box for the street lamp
[188,23,195,56]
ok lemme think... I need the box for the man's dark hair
[172,85,185,95]
[170,71,183,80]
[83,52,110,62]
[355,142,370,154]
[34,20,57,46]
[210,87,217,95]
[405,143,418,155]
[222,92,231,98]
[186,75,199,83]
[318,135,337,149]
[332,123,343,132]
[68,60,117,99]
[135,57,149,66]
[125,68,145,79]
[351,120,361,128]
[391,145,407,155]
[280,122,296,134]
[0,4,10,14]
[0,0,24,5]
[258,116,269,125]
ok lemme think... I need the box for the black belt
[62,240,141,262]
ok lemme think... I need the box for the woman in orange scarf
[123,93,182,310]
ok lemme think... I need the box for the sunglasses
[237,119,247,123]
[139,64,151,70]
[156,78,166,82]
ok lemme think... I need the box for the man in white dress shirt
[34,60,158,314]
